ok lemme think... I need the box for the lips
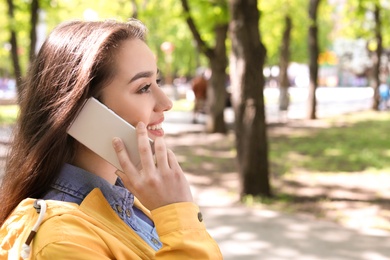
[146,119,165,137]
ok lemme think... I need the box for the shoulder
[32,201,109,255]
[32,198,151,259]
[1,199,84,259]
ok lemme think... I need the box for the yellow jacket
[0,188,222,259]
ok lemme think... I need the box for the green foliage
[259,0,334,66]
[189,0,229,41]
[140,0,199,77]
[0,0,27,76]
[0,3,12,76]
[337,0,390,47]
[317,0,334,51]
[0,0,226,79]
[0,105,19,125]
[1,0,385,80]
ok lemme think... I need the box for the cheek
[116,103,150,127]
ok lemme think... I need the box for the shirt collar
[52,163,134,210]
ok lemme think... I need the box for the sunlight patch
[383,150,390,157]
[324,148,342,156]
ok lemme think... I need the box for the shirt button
[198,212,203,222]
[125,209,131,217]
[116,205,123,213]
[151,238,159,245]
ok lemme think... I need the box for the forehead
[114,39,157,75]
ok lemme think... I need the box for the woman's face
[100,39,172,140]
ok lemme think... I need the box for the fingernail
[112,137,121,149]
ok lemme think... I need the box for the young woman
[0,19,222,259]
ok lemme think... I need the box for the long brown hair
[0,19,147,225]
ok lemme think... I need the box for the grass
[269,111,390,175]
[262,111,390,231]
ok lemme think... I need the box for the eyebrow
[129,69,160,84]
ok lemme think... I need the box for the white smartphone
[67,97,153,171]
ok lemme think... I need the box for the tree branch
[180,0,214,59]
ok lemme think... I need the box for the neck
[72,144,118,184]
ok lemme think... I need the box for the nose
[154,86,173,112]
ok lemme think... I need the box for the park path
[185,163,390,260]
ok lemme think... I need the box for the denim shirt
[42,163,162,251]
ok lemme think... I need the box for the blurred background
[1,0,390,259]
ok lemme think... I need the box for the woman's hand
[112,122,193,211]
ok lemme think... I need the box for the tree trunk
[131,0,138,18]
[29,0,39,63]
[307,0,321,119]
[278,15,292,115]
[206,25,228,133]
[229,0,271,198]
[180,0,228,133]
[371,3,382,110]
[6,0,22,93]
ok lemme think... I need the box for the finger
[112,137,138,180]
[136,122,155,172]
[166,149,181,170]
[154,137,169,169]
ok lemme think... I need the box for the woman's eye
[138,83,152,94]
[156,78,162,87]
